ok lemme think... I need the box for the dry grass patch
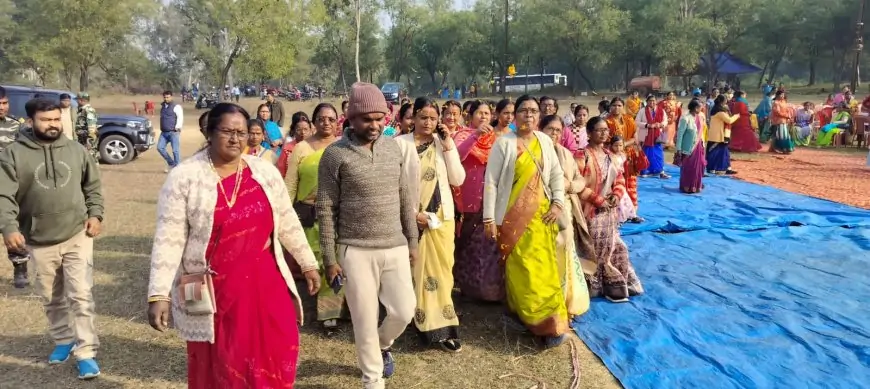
[0,95,619,389]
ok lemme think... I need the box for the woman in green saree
[285,103,347,334]
[483,95,569,348]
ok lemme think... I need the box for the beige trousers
[339,244,416,389]
[28,229,99,360]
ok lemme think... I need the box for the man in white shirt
[232,86,240,102]
[59,93,75,140]
[157,90,184,172]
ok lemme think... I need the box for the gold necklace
[209,153,243,208]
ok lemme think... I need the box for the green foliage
[176,0,306,87]
[2,0,867,93]
[310,0,383,90]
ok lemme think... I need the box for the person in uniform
[75,92,99,160]
[0,86,31,289]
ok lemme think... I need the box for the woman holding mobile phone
[395,97,466,352]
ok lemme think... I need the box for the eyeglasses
[216,130,249,140]
[258,110,270,114]
[517,108,540,116]
[317,116,337,124]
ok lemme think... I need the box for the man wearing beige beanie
[317,82,419,389]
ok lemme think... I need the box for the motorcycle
[196,92,220,109]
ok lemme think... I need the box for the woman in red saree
[147,103,321,389]
[605,97,644,224]
[452,100,509,302]
[576,117,643,302]
[727,91,762,153]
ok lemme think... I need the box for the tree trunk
[539,58,545,91]
[79,65,90,92]
[623,60,631,92]
[220,38,244,91]
[807,44,818,86]
[756,60,771,89]
[354,0,361,83]
[500,0,509,96]
[576,65,595,91]
[429,70,438,93]
[705,51,717,91]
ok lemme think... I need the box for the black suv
[2,85,155,164]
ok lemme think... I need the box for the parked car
[1,85,155,165]
[381,82,404,103]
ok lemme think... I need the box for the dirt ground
[0,95,619,389]
[731,148,870,209]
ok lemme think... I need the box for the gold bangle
[148,295,171,303]
[482,219,495,225]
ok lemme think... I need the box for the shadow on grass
[296,359,357,378]
[0,333,186,385]
[95,235,154,256]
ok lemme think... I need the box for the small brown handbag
[175,226,221,315]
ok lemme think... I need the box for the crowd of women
[147,85,652,388]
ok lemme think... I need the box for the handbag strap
[182,225,222,275]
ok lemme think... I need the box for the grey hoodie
[0,128,104,246]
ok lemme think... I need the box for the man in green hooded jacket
[0,98,104,380]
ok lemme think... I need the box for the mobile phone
[330,275,344,294]
[436,124,447,140]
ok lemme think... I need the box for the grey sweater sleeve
[82,150,104,219]
[397,151,418,250]
[316,147,341,267]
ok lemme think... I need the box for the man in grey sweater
[317,82,418,389]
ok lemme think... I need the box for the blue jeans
[157,130,180,167]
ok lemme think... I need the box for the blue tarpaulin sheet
[572,168,870,389]
[620,167,870,236]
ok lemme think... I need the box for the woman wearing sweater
[147,103,321,388]
[483,95,568,348]
[539,114,590,318]
[675,100,708,194]
[707,95,740,175]
[395,97,466,352]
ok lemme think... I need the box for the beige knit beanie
[347,82,389,119]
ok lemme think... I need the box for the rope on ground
[569,339,582,389]
[497,373,547,389]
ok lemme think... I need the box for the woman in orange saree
[658,91,683,148]
[605,97,644,224]
[483,95,569,347]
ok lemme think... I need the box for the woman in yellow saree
[539,114,591,318]
[285,103,347,334]
[483,95,569,348]
[396,97,466,352]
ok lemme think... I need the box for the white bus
[492,73,567,92]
